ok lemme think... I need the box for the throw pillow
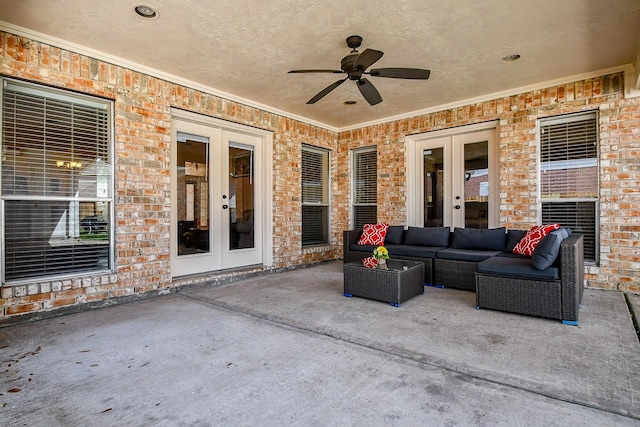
[451,227,507,251]
[362,256,378,269]
[512,224,560,257]
[357,223,389,246]
[404,226,450,247]
[384,225,405,245]
[531,230,564,270]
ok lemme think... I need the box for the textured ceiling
[1,0,639,129]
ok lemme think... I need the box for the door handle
[454,205,461,209]
[222,204,229,209]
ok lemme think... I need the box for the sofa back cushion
[384,225,405,245]
[404,226,450,247]
[506,230,527,252]
[451,227,506,251]
[531,228,571,270]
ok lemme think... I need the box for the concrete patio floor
[1,260,639,426]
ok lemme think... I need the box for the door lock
[222,204,229,209]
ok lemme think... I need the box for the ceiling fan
[288,35,430,106]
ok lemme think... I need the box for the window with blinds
[539,111,598,263]
[301,145,329,246]
[352,148,377,229]
[1,78,113,282]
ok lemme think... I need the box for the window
[1,79,113,283]
[352,147,377,228]
[539,112,598,263]
[301,145,329,246]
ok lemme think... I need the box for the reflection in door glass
[423,148,444,227]
[229,145,254,250]
[464,141,489,229]
[176,132,210,255]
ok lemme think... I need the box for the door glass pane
[177,132,210,256]
[463,141,489,229]
[423,148,444,227]
[229,145,254,250]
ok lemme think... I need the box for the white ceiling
[1,0,639,130]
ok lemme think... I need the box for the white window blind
[302,145,329,246]
[352,148,377,228]
[540,112,598,263]
[1,79,113,282]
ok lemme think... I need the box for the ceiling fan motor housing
[341,52,363,79]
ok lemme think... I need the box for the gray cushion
[477,256,559,280]
[436,248,501,262]
[451,227,506,251]
[390,244,445,259]
[506,230,527,252]
[349,244,377,254]
[531,228,570,270]
[404,226,450,247]
[384,225,405,245]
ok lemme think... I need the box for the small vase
[376,258,387,270]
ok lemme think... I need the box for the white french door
[170,118,264,277]
[408,124,499,229]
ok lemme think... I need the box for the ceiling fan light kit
[288,35,431,106]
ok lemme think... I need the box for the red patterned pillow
[513,224,561,256]
[362,256,378,268]
[357,223,389,245]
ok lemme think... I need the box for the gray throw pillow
[531,229,565,270]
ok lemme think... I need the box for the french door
[170,118,263,277]
[409,125,498,229]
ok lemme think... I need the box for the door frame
[170,109,273,277]
[406,121,499,228]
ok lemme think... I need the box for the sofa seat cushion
[495,251,530,259]
[436,248,501,262]
[477,257,559,280]
[390,244,446,259]
[349,243,377,254]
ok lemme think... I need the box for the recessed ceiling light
[134,5,158,19]
[344,100,357,105]
[502,54,521,62]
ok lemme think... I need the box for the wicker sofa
[343,226,585,324]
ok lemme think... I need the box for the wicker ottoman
[343,259,425,307]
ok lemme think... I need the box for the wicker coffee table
[343,259,425,307]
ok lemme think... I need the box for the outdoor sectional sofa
[343,225,585,325]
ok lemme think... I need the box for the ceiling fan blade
[306,78,348,104]
[357,78,382,106]
[368,68,431,79]
[288,69,343,74]
[354,48,384,70]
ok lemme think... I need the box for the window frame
[1,78,115,284]
[301,144,330,247]
[538,111,599,264]
[351,146,377,229]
